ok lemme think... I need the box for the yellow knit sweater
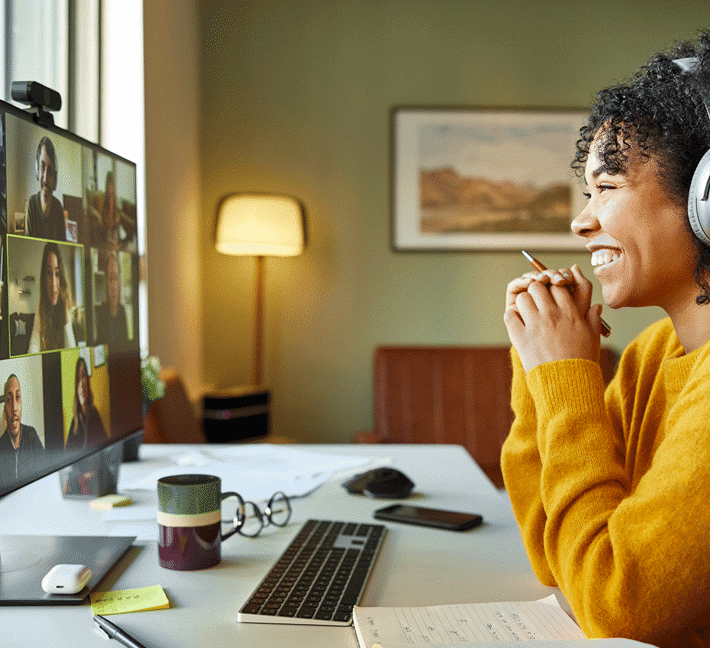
[501,317,710,648]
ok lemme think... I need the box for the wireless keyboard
[237,518,386,626]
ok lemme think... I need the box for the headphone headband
[673,57,710,246]
[673,57,710,120]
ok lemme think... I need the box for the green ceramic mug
[157,474,239,570]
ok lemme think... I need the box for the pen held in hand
[521,250,612,337]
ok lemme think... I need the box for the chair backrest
[372,346,617,488]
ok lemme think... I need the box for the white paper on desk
[103,503,155,522]
[355,642,654,648]
[108,522,157,542]
[353,596,585,646]
[352,595,658,647]
[119,445,373,501]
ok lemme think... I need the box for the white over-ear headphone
[674,57,710,246]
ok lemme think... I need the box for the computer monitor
[0,96,144,604]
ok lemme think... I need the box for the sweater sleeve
[500,348,556,586]
[528,354,710,645]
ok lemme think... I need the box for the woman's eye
[582,181,615,199]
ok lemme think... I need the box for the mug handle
[220,491,241,540]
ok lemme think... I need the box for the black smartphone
[373,504,483,531]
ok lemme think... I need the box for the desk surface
[0,444,556,648]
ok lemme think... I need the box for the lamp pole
[214,193,305,388]
[253,255,265,386]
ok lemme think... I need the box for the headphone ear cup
[688,148,710,247]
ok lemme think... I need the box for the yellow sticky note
[90,585,170,615]
[90,494,132,510]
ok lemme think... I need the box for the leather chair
[355,346,618,489]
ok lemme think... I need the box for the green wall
[199,0,706,442]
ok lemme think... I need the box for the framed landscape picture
[391,106,590,251]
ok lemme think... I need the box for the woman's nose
[571,201,598,238]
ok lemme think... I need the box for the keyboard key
[333,609,353,622]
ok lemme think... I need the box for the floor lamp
[214,192,305,387]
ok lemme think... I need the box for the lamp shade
[215,193,305,257]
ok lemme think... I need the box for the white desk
[0,444,557,648]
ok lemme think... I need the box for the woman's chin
[600,286,624,310]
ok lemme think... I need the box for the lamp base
[202,386,271,443]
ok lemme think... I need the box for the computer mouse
[343,467,415,499]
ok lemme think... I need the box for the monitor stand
[0,534,135,605]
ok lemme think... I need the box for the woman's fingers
[506,268,576,311]
[504,262,602,372]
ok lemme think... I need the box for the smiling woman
[572,142,698,317]
[501,30,710,648]
[27,241,76,353]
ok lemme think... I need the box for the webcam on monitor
[11,80,62,126]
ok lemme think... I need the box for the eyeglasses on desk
[226,491,292,537]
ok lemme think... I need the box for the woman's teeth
[591,250,620,268]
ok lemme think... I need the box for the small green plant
[141,355,165,406]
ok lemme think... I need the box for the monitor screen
[0,99,143,499]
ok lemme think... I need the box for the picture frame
[391,106,590,251]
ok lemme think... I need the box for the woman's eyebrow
[584,164,609,185]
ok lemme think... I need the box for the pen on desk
[94,615,149,648]
[521,250,612,337]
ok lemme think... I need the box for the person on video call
[501,31,710,646]
[26,136,66,241]
[95,251,128,345]
[0,374,43,480]
[96,171,121,249]
[27,242,76,353]
[65,356,107,451]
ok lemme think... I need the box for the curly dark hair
[572,30,710,304]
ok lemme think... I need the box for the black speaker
[202,387,271,443]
